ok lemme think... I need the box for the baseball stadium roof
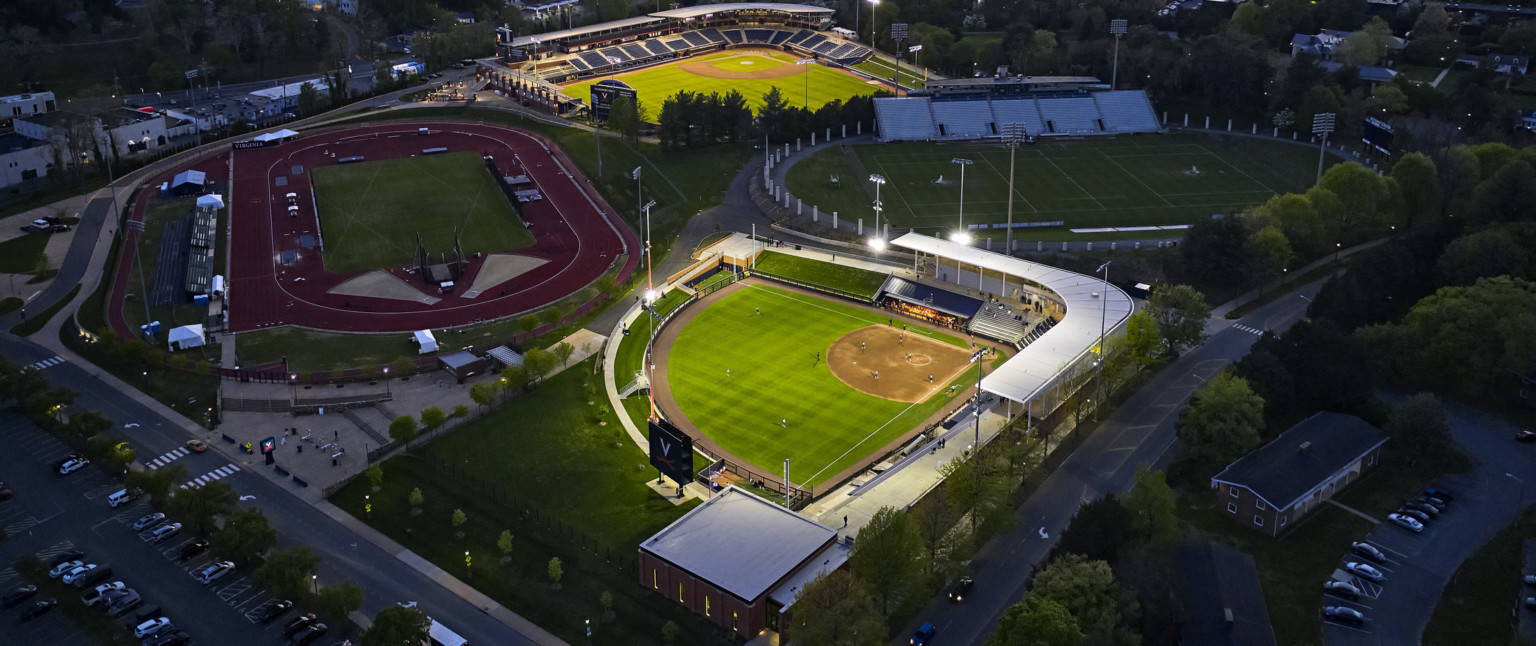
[649,3,834,19]
[508,3,831,47]
[508,16,664,47]
[890,232,1135,405]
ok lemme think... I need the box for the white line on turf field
[1195,144,1279,194]
[802,397,925,486]
[1032,150,1106,210]
[976,151,1039,214]
[1097,149,1173,207]
[874,156,920,223]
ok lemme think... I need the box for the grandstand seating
[701,28,726,44]
[969,307,1029,347]
[664,38,688,51]
[681,31,708,47]
[813,40,838,55]
[1093,91,1161,132]
[930,99,995,139]
[787,30,813,45]
[724,29,745,44]
[644,39,670,56]
[874,97,937,140]
[569,57,591,71]
[801,33,827,50]
[621,43,649,60]
[770,30,793,45]
[579,52,608,68]
[744,29,772,43]
[1038,96,1102,134]
[989,99,1045,136]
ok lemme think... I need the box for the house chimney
[1299,441,1312,454]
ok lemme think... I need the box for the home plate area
[825,325,972,403]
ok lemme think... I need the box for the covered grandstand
[874,75,1162,141]
[496,3,873,83]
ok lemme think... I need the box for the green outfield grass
[785,133,1333,237]
[311,151,533,273]
[667,284,974,487]
[852,57,929,90]
[752,250,890,298]
[563,50,886,112]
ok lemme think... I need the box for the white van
[107,488,140,507]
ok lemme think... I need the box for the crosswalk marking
[25,356,65,371]
[180,464,240,489]
[1232,324,1264,336]
[147,447,190,470]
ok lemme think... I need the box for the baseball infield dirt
[826,325,973,403]
[677,51,804,80]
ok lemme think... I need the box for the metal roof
[486,345,523,366]
[881,276,983,319]
[640,486,837,602]
[509,16,665,47]
[650,3,834,19]
[890,232,1134,404]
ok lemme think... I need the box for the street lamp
[365,494,370,520]
[1109,19,1128,90]
[642,199,658,421]
[1313,112,1336,187]
[310,575,317,594]
[795,59,816,109]
[868,174,886,249]
[382,366,390,395]
[1094,261,1111,421]
[950,158,974,246]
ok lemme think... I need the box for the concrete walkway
[1210,237,1388,318]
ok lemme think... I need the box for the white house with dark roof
[1210,412,1388,537]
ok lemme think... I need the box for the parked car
[49,549,84,566]
[145,630,190,646]
[107,488,140,508]
[948,577,974,602]
[1526,597,1536,610]
[282,613,317,637]
[58,458,89,475]
[2,585,37,607]
[179,538,209,561]
[1323,580,1361,600]
[1352,542,1387,563]
[135,617,172,638]
[195,561,234,584]
[81,581,124,606]
[254,599,293,623]
[1424,487,1455,504]
[1388,513,1424,533]
[1346,561,1384,582]
[1516,430,1536,443]
[1404,501,1440,518]
[70,564,110,588]
[911,622,936,645]
[133,513,167,531]
[106,590,143,616]
[1414,497,1445,513]
[62,564,99,585]
[50,224,70,233]
[1525,574,1536,587]
[47,560,83,578]
[20,598,57,621]
[150,523,182,544]
[1396,508,1431,524]
[290,623,328,645]
[1323,606,1365,625]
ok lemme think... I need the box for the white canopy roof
[167,324,205,350]
[891,232,1134,405]
[253,128,300,142]
[195,194,224,209]
[414,329,438,354]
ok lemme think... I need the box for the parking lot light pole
[795,59,815,108]
[642,199,658,421]
[310,575,317,595]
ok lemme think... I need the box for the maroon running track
[223,121,638,332]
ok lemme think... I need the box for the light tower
[950,157,974,245]
[1109,19,1128,90]
[1313,112,1336,186]
[868,174,887,249]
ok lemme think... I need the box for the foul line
[802,398,924,485]
[743,283,944,341]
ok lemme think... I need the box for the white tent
[168,324,205,351]
[413,329,438,354]
[195,194,224,210]
[253,128,301,143]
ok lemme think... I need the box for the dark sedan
[2,585,37,607]
[20,598,57,621]
[255,599,294,623]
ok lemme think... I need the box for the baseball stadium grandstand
[494,3,873,84]
[874,75,1163,141]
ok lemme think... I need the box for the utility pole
[1109,20,1128,90]
[951,157,974,244]
[642,199,657,420]
[795,59,815,108]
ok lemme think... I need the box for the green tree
[61,410,111,442]
[498,530,513,556]
[1368,85,1409,114]
[253,546,321,599]
[420,406,447,430]
[1122,311,1161,368]
[1469,160,1536,224]
[988,593,1084,646]
[1248,225,1294,297]
[1031,553,1138,646]
[1390,152,1442,226]
[547,556,563,585]
[849,506,923,614]
[296,81,321,116]
[1334,17,1394,66]
[1321,162,1395,231]
[1436,224,1532,286]
[169,480,238,536]
[553,341,576,367]
[518,313,540,333]
[661,620,681,644]
[391,356,416,376]
[523,348,558,384]
[1146,284,1210,356]
[787,570,886,646]
[409,487,424,508]
[453,404,468,418]
[1122,464,1179,544]
[313,583,364,623]
[540,305,564,327]
[126,464,186,506]
[1414,2,1451,38]
[469,381,497,411]
[389,415,418,444]
[1361,276,1536,393]
[1176,373,1265,471]
[1386,393,1451,460]
[452,508,467,529]
[500,364,530,393]
[1052,495,1130,564]
[363,604,430,646]
[366,463,384,489]
[212,507,277,566]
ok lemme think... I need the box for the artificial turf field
[310,151,533,273]
[784,133,1335,234]
[563,50,886,113]
[665,283,979,488]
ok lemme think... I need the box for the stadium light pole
[1109,19,1128,90]
[1001,123,1025,255]
[1313,112,1336,187]
[868,174,886,250]
[795,59,816,109]
[632,166,643,227]
[866,0,881,51]
[1094,261,1110,422]
[642,199,658,421]
[910,44,925,84]
[950,157,974,245]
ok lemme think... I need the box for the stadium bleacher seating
[1093,91,1161,132]
[744,29,772,43]
[681,31,709,47]
[568,57,591,71]
[644,40,670,56]
[664,38,688,51]
[621,43,649,60]
[930,99,995,139]
[770,30,793,45]
[874,97,937,140]
[989,99,1045,136]
[579,52,608,68]
[724,29,745,44]
[701,28,726,44]
[787,30,813,45]
[813,40,838,55]
[1038,96,1102,134]
[969,307,1029,347]
[801,33,827,50]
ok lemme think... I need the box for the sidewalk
[1210,237,1387,318]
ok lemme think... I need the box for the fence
[743,268,875,304]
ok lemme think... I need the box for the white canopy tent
[890,232,1135,406]
[167,324,205,351]
[195,193,224,209]
[253,128,300,143]
[413,329,438,354]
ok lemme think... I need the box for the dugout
[877,276,981,329]
[638,486,847,641]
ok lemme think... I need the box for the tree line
[654,87,881,151]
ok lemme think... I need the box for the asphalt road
[0,335,546,645]
[895,282,1324,645]
[3,194,113,331]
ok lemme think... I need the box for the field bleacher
[620,43,649,60]
[787,30,813,45]
[930,99,995,139]
[875,92,1159,141]
[579,51,607,68]
[1093,91,1161,132]
[724,29,745,44]
[968,306,1029,347]
[990,99,1046,136]
[874,97,936,140]
[664,38,688,51]
[681,31,708,47]
[1038,96,1102,134]
[644,40,670,56]
[770,30,793,45]
[701,28,725,44]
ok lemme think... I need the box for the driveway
[1322,402,1536,645]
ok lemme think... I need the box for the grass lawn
[852,57,928,90]
[693,270,736,292]
[330,360,718,645]
[751,250,889,298]
[1422,508,1536,646]
[311,151,532,273]
[667,284,974,486]
[785,133,1331,236]
[563,50,885,112]
[649,288,689,318]
[0,231,51,274]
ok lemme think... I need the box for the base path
[826,325,971,403]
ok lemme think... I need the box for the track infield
[657,281,979,488]
[562,50,887,113]
[311,150,533,273]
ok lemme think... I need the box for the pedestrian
[782,419,787,428]
[860,341,866,351]
[281,437,286,446]
[727,368,731,377]
[929,374,934,383]
[875,371,879,380]
[755,306,760,315]
[843,515,848,527]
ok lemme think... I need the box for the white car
[1388,512,1424,533]
[1345,561,1384,582]
[195,561,235,584]
[58,565,90,583]
[134,617,172,638]
[132,512,167,531]
[58,458,89,475]
[48,560,83,578]
[81,581,125,606]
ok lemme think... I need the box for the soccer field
[563,50,886,113]
[311,151,533,273]
[784,134,1333,235]
[665,284,976,488]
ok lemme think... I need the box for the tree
[606,95,642,142]
[453,404,468,418]
[553,341,576,367]
[988,593,1083,646]
[313,583,364,623]
[498,530,513,557]
[1390,153,1441,226]
[1361,276,1536,393]
[61,410,110,442]
[169,480,238,536]
[547,556,563,585]
[469,382,497,412]
[420,406,447,430]
[1386,393,1451,460]
[787,570,886,646]
[1334,17,1394,66]
[1414,2,1451,38]
[661,620,681,644]
[409,487,424,508]
[849,506,923,614]
[1031,553,1138,646]
[1469,161,1536,224]
[1146,284,1210,356]
[540,305,564,327]
[254,546,321,599]
[500,364,529,393]
[1051,495,1130,564]
[523,348,558,384]
[1436,224,1532,286]
[388,415,418,444]
[1321,162,1395,232]
[363,604,430,646]
[451,508,467,529]
[126,464,186,506]
[391,356,415,377]
[1248,225,1294,296]
[1368,85,1409,114]
[1122,311,1161,368]
[1175,373,1265,471]
[212,508,277,566]
[1122,464,1179,544]
[296,81,321,116]
[366,464,384,489]
[1179,216,1248,291]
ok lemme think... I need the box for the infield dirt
[826,325,971,403]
